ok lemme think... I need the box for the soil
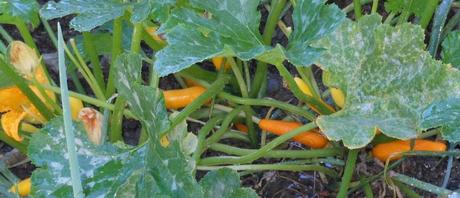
[1,1,459,197]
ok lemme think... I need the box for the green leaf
[286,0,344,66]
[200,168,258,198]
[0,0,40,27]
[384,0,432,17]
[313,14,460,148]
[40,0,128,32]
[421,98,460,143]
[132,0,176,23]
[441,30,460,68]
[155,0,344,76]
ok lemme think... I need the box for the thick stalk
[197,164,336,176]
[371,0,379,14]
[82,32,105,90]
[130,23,143,53]
[209,143,341,159]
[228,57,257,145]
[0,131,27,153]
[199,122,317,165]
[353,0,363,19]
[337,149,359,198]
[15,20,37,50]
[274,62,334,114]
[219,92,315,120]
[428,0,453,56]
[193,116,225,163]
[250,0,287,97]
[106,18,123,96]
[206,107,244,145]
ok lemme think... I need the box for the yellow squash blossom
[9,178,31,196]
[0,41,83,142]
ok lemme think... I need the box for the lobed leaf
[0,0,40,27]
[199,168,258,198]
[313,15,460,148]
[155,0,344,76]
[384,0,432,17]
[421,98,460,143]
[441,30,460,68]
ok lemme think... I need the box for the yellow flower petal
[9,178,31,196]
[1,110,27,142]
[0,88,29,112]
[70,97,84,120]
[160,135,170,147]
[9,41,39,77]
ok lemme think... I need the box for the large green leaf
[384,0,432,17]
[199,168,258,198]
[421,98,460,143]
[0,0,40,27]
[40,0,128,32]
[155,0,344,76]
[441,30,460,68]
[313,15,460,148]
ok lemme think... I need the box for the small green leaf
[313,14,460,148]
[441,30,460,68]
[286,0,345,67]
[200,168,258,198]
[384,0,432,17]
[0,0,40,27]
[421,98,460,143]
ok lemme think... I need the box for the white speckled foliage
[28,53,257,197]
[312,14,460,149]
[155,0,344,76]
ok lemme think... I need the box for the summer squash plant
[0,0,460,197]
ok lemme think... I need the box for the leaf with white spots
[200,168,258,198]
[313,14,460,148]
[155,0,344,76]
[441,30,460,68]
[285,0,345,67]
[421,98,460,143]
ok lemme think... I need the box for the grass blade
[57,23,84,197]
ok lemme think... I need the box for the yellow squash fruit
[330,87,345,108]
[212,57,230,70]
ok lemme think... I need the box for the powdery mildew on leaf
[155,0,345,76]
[313,14,460,148]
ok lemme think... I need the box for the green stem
[106,17,123,97]
[392,180,422,198]
[353,0,363,19]
[441,143,456,188]
[0,25,13,43]
[419,0,440,29]
[40,18,58,49]
[228,57,257,146]
[296,67,321,99]
[274,62,334,114]
[206,107,244,145]
[57,23,84,198]
[0,131,27,154]
[398,0,414,24]
[82,32,105,90]
[220,130,251,142]
[199,122,317,165]
[142,28,166,51]
[109,97,126,142]
[220,92,316,120]
[193,116,224,163]
[391,173,452,196]
[130,23,143,53]
[343,0,373,13]
[69,39,106,100]
[0,59,53,120]
[250,0,287,98]
[337,149,359,198]
[360,177,374,198]
[165,73,229,135]
[371,0,379,14]
[197,164,336,177]
[15,20,37,50]
[209,143,341,159]
[428,0,453,56]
